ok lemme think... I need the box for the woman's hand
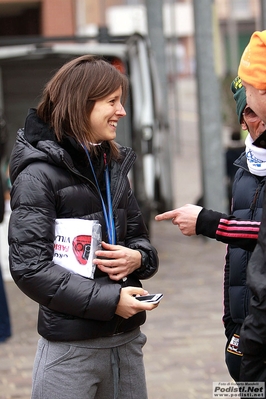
[93,241,142,281]
[115,287,159,319]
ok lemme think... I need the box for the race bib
[53,219,102,279]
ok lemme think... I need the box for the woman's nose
[116,104,126,116]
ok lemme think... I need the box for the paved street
[0,220,233,399]
[0,76,237,398]
[143,222,231,399]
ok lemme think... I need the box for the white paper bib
[53,219,102,279]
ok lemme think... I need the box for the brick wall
[41,0,75,36]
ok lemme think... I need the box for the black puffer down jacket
[223,152,265,334]
[239,130,266,381]
[8,109,159,342]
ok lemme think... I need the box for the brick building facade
[0,0,126,37]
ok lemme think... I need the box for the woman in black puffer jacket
[8,55,159,399]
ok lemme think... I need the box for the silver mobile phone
[135,293,163,304]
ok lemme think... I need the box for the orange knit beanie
[238,30,266,90]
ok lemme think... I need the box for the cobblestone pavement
[0,220,234,399]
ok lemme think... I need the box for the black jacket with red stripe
[196,152,266,330]
[238,131,266,382]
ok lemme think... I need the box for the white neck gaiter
[245,133,266,176]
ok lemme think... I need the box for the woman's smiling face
[89,86,126,143]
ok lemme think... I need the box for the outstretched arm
[155,204,260,251]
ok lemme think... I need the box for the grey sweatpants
[31,329,148,399]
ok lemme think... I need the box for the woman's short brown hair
[37,55,129,157]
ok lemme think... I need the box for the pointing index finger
[155,210,178,221]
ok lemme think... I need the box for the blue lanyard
[83,145,116,244]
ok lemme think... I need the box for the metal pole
[193,0,227,212]
[145,0,174,209]
[145,0,168,111]
[227,1,238,74]
[260,0,266,30]
[167,0,180,155]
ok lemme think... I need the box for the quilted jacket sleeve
[124,188,159,279]
[196,208,259,252]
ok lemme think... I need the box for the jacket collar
[252,130,266,149]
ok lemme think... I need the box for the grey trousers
[31,330,148,399]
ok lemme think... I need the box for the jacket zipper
[250,179,266,216]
